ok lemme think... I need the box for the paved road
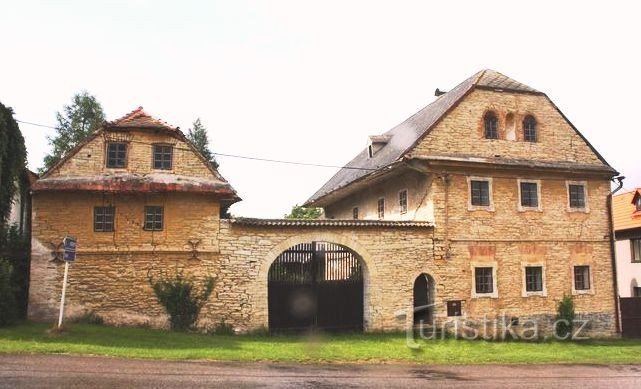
[1,354,641,388]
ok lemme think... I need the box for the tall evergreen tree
[42,91,105,172]
[187,118,218,168]
[0,102,27,226]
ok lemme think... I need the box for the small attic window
[635,195,641,212]
[367,135,391,158]
[523,115,537,142]
[484,112,498,139]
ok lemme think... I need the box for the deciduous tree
[42,91,105,172]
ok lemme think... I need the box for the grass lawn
[1,322,641,364]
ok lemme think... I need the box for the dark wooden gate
[268,241,363,332]
[620,297,641,338]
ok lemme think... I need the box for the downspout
[608,175,625,334]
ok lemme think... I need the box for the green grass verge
[1,322,641,364]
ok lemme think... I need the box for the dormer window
[153,144,173,170]
[484,112,498,139]
[367,135,391,158]
[106,142,127,168]
[523,115,537,142]
[635,195,641,212]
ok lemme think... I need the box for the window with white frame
[525,266,543,292]
[568,182,587,210]
[469,178,492,209]
[474,267,494,294]
[573,265,591,291]
[519,180,540,209]
[399,189,408,214]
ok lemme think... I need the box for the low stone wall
[28,219,617,337]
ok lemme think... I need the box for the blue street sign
[63,236,77,262]
[63,250,76,262]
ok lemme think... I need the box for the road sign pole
[57,261,70,329]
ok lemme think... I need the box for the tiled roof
[476,69,540,93]
[305,70,544,206]
[104,107,178,131]
[305,69,612,207]
[230,218,433,228]
[613,189,641,231]
[32,173,240,201]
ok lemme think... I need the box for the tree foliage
[0,102,27,227]
[42,91,105,172]
[151,271,215,331]
[285,204,322,219]
[187,118,218,168]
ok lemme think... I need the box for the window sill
[567,207,590,213]
[522,290,547,297]
[468,206,495,212]
[572,289,594,296]
[471,292,498,299]
[518,206,542,213]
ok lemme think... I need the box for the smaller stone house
[613,189,641,297]
[29,107,240,322]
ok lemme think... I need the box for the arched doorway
[268,241,364,332]
[413,273,435,325]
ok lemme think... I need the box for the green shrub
[0,260,18,326]
[555,295,575,339]
[151,272,214,331]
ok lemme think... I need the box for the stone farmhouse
[29,70,620,337]
[613,189,641,297]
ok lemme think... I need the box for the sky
[1,0,639,217]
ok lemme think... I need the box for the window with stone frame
[94,206,115,232]
[523,115,537,142]
[377,198,385,219]
[399,189,408,214]
[520,181,539,208]
[631,239,641,263]
[470,180,491,207]
[573,265,591,291]
[352,207,359,220]
[484,111,498,139]
[106,142,127,168]
[525,266,543,292]
[568,184,586,209]
[144,206,164,231]
[153,144,173,170]
[474,267,494,294]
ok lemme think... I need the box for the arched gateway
[268,241,364,332]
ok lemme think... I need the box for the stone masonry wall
[47,130,213,178]
[407,88,604,165]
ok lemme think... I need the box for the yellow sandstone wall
[47,130,214,178]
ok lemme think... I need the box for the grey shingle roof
[305,69,542,206]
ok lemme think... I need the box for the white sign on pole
[58,236,77,329]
